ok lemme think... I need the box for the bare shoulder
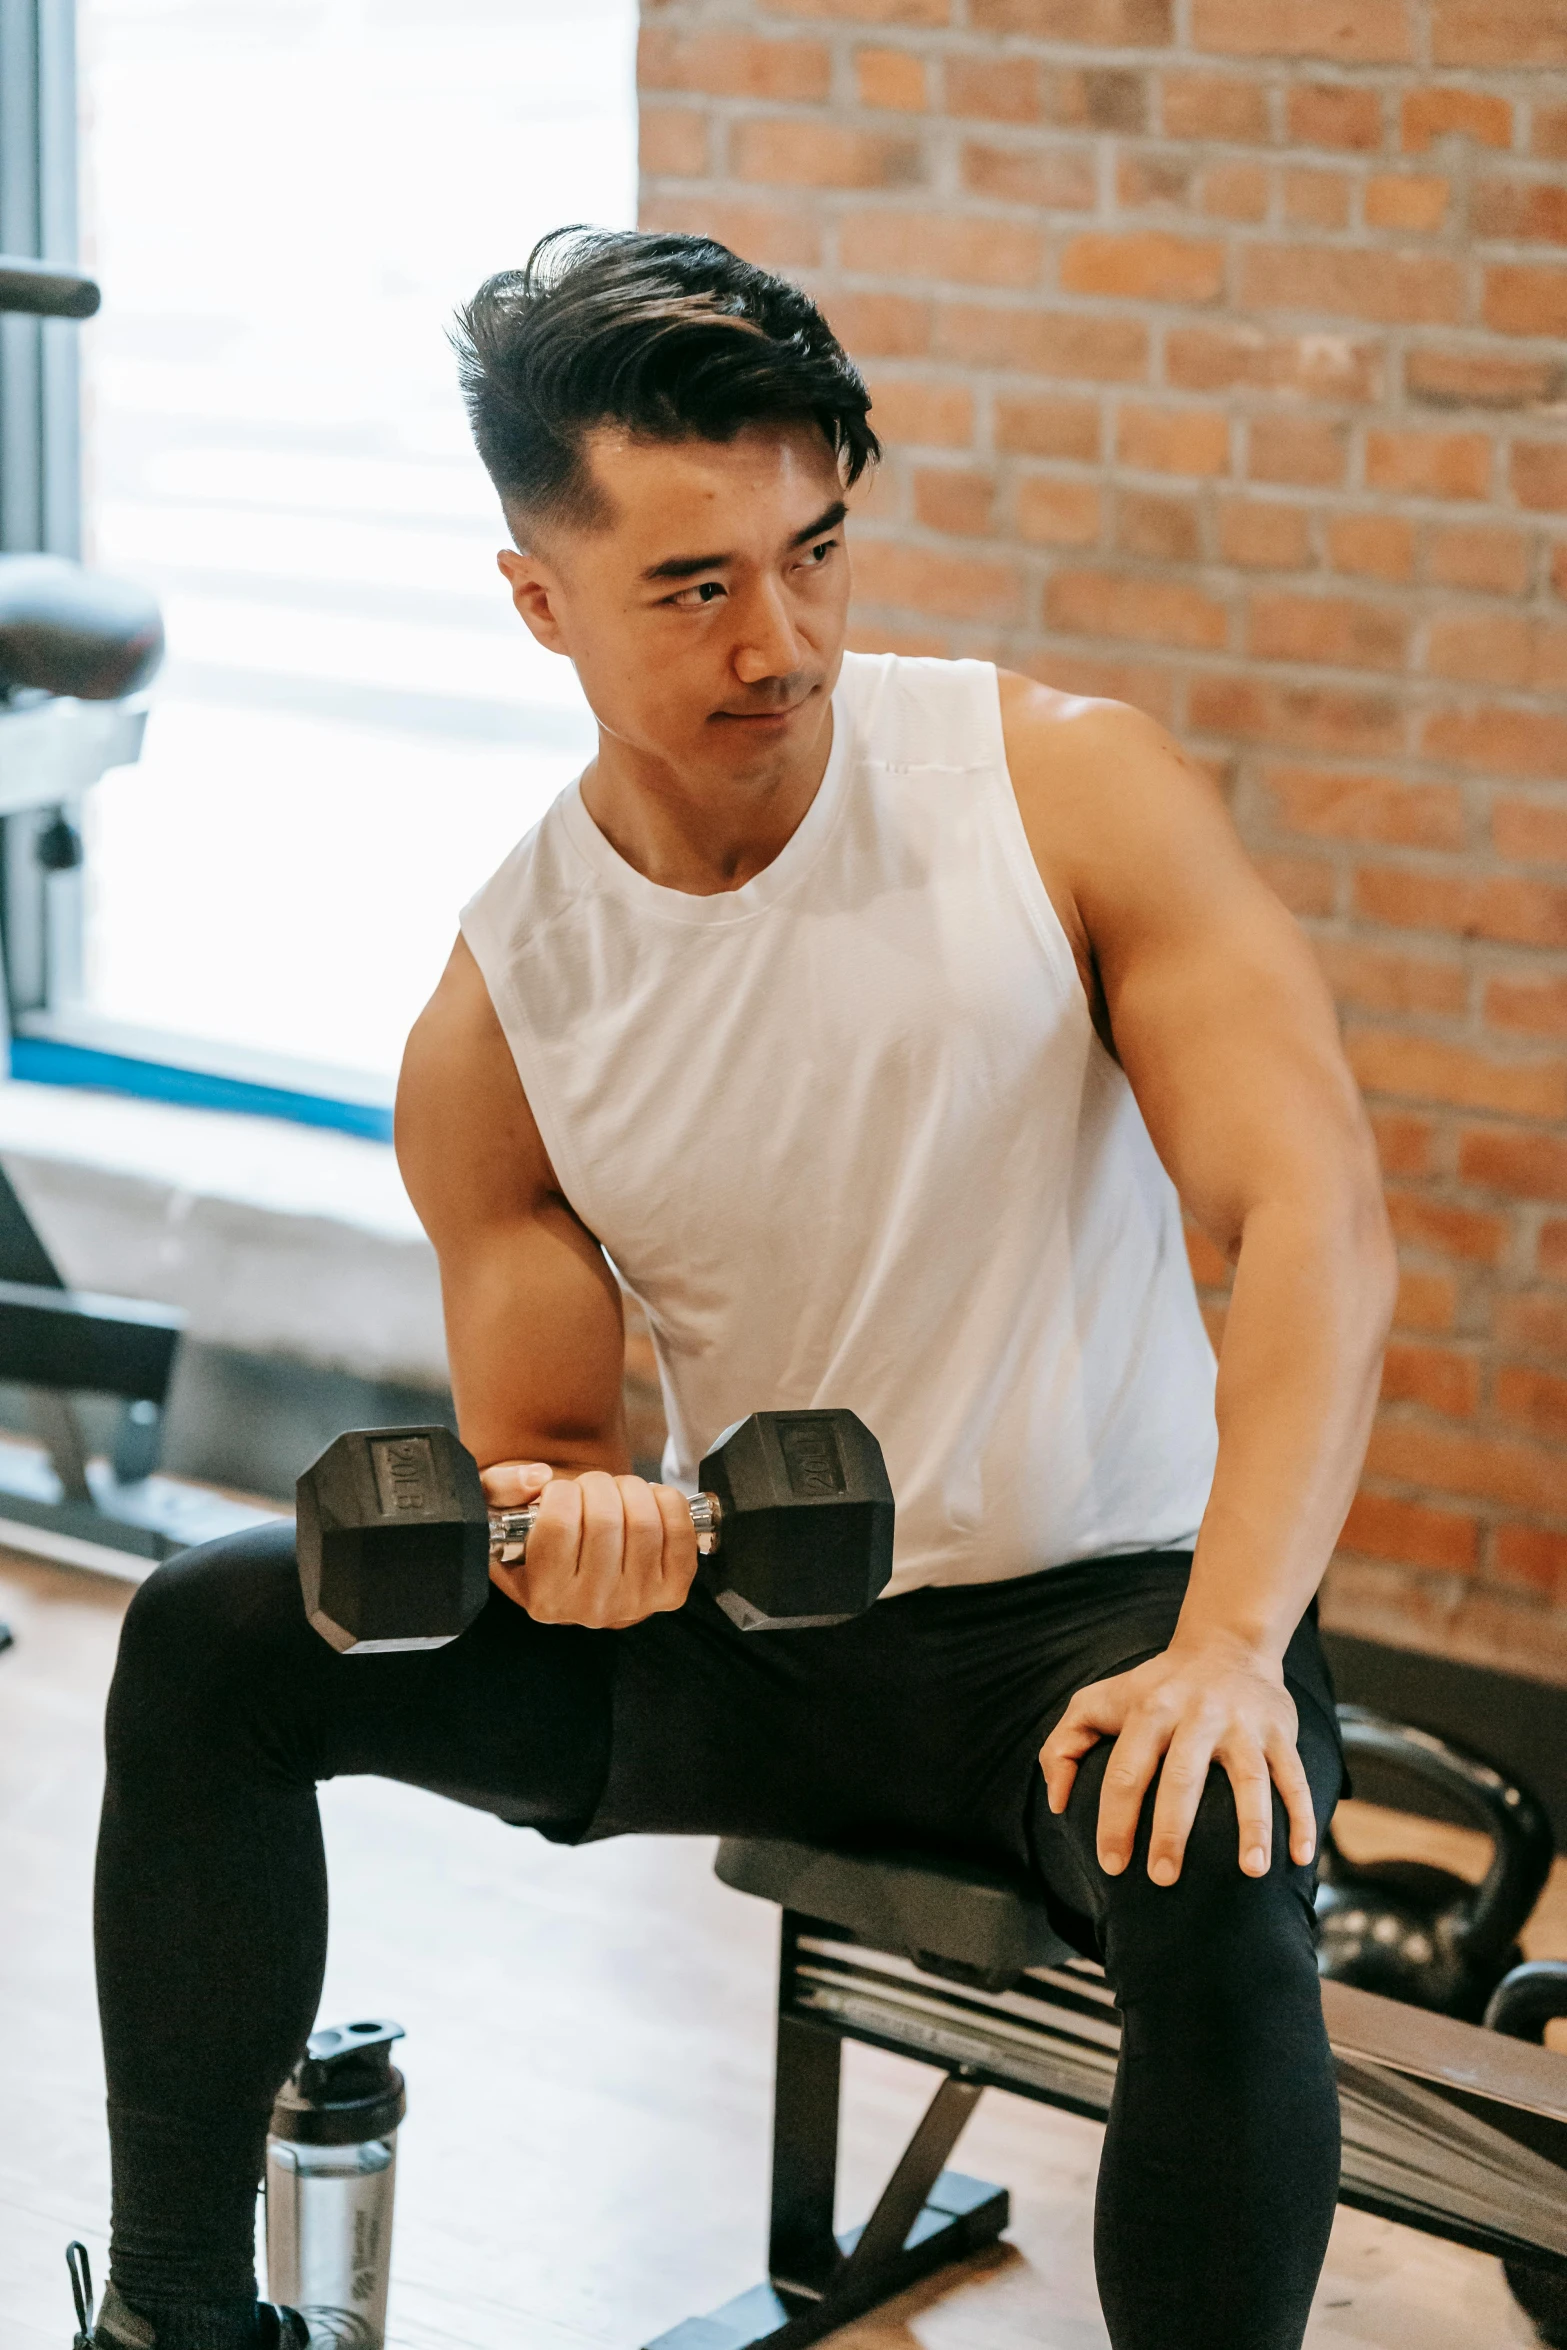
[395,935,553,1244]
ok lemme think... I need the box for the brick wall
[637,0,1567,1684]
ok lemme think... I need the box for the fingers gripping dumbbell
[296,1409,894,1655]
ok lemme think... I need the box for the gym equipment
[1489,1962,1567,2347]
[0,259,269,1592]
[1314,1705,1553,2020]
[658,1819,1567,2350]
[266,2020,406,2350]
[296,1409,895,1654]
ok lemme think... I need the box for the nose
[732,574,806,687]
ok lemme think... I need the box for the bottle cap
[269,2019,406,2146]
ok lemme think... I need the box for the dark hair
[451,226,879,533]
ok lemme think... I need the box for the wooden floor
[1,1551,1559,2350]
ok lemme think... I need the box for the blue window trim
[8,1034,395,1142]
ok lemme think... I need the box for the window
[43,0,637,1130]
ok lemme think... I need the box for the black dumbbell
[296,1408,895,1655]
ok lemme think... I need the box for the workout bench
[646,1837,1567,2350]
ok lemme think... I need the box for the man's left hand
[1038,1638,1318,1885]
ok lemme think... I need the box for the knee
[111,1525,306,1733]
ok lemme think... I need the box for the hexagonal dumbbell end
[698,1409,895,1631]
[296,1425,491,1655]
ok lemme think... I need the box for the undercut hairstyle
[451,226,879,536]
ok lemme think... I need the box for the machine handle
[1483,1959,1567,2043]
[0,256,99,319]
[491,1488,722,1562]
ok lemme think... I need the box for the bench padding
[715,1837,1077,1979]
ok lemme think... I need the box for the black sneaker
[67,2246,309,2350]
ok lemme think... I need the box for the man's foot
[66,2246,309,2350]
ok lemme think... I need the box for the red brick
[1116,149,1196,210]
[1422,704,1567,779]
[1366,174,1450,233]
[1161,71,1270,141]
[1431,1,1567,68]
[1495,1291,1567,1353]
[1382,1341,1480,1417]
[1486,973,1567,1037]
[1425,522,1532,595]
[864,374,973,448]
[822,291,931,358]
[1116,488,1201,561]
[1240,243,1464,324]
[1348,1034,1567,1119]
[1490,1524,1567,1601]
[852,537,1022,620]
[1340,1490,1480,1574]
[1366,428,1492,500]
[840,209,1045,288]
[1537,105,1567,161]
[761,0,950,21]
[1248,414,1347,487]
[640,106,709,177]
[1316,938,1468,1015]
[1355,864,1567,945]
[934,303,1149,380]
[1167,325,1381,399]
[1512,443,1567,512]
[1045,567,1228,648]
[1016,477,1104,545]
[1286,82,1384,151]
[1497,1365,1567,1441]
[1192,0,1412,62]
[960,142,1097,209]
[845,620,951,657]
[1541,1219,1567,1277]
[1255,851,1338,913]
[732,119,924,189]
[995,393,1102,460]
[1116,402,1230,476]
[1019,648,1178,720]
[1190,673,1402,754]
[1428,614,1567,692]
[639,27,831,100]
[1459,1127,1567,1200]
[1249,590,1408,672]
[1485,266,1567,339]
[1365,1423,1567,1513]
[1406,347,1562,409]
[1266,764,1462,846]
[1368,1108,1437,1176]
[1060,231,1226,304]
[856,45,929,109]
[1495,794,1567,863]
[946,52,1045,122]
[1201,162,1270,221]
[913,465,997,536]
[1284,166,1352,230]
[1401,88,1513,154]
[1327,512,1416,582]
[1474,177,1567,246]
[972,67,1148,131]
[1395,1268,1459,1331]
[641,195,825,270]
[967,0,1173,37]
[1218,496,1313,568]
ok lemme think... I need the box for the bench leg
[643,1924,1008,2350]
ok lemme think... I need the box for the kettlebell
[1315,1707,1553,2022]
[1485,1961,1567,2348]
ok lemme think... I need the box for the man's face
[496,421,851,791]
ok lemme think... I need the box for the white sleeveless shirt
[461,652,1217,1598]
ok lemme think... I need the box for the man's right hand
[481,1461,700,1628]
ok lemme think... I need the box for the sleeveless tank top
[460,651,1218,1598]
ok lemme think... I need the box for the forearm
[1174,1185,1395,1667]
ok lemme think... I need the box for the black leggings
[97,1528,1344,2350]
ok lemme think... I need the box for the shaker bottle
[265,2019,406,2349]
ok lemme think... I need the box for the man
[78,230,1394,2350]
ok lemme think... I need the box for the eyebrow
[641,499,849,583]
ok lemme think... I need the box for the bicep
[396,939,631,1471]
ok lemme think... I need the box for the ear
[497,548,569,656]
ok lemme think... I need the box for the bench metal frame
[647,1841,1567,2350]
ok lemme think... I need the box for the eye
[668,579,727,609]
[803,538,836,566]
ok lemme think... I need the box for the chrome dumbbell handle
[489,1489,723,1563]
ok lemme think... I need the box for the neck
[579,693,836,895]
